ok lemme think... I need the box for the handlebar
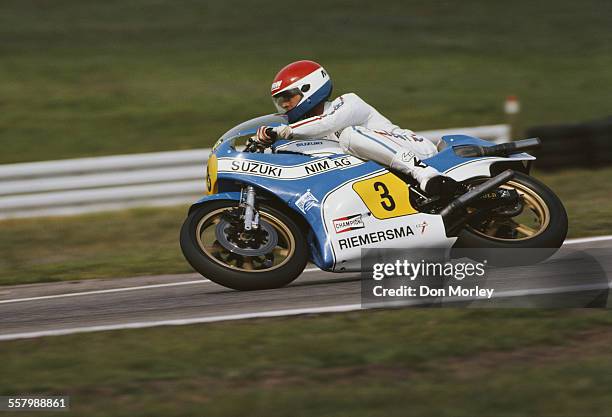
[244,138,267,153]
[244,127,278,153]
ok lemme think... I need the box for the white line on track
[0,304,363,341]
[563,235,612,245]
[1,235,610,306]
[0,266,326,305]
[0,280,210,305]
[485,281,612,298]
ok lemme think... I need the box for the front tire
[180,200,308,290]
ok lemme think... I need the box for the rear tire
[453,172,568,265]
[180,200,308,290]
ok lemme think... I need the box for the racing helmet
[270,60,333,123]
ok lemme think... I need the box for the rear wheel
[453,172,568,265]
[180,200,308,290]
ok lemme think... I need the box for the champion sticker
[333,214,365,234]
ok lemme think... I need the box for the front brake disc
[215,219,278,256]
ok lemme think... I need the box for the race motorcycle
[180,114,568,290]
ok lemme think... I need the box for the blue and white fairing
[195,114,535,272]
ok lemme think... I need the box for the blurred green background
[1,0,611,163]
[1,2,611,416]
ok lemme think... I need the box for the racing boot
[391,151,457,197]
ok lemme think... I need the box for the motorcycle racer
[255,60,457,196]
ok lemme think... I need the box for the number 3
[373,182,396,211]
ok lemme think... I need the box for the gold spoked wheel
[195,208,296,273]
[467,179,551,242]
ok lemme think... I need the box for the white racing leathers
[277,93,441,190]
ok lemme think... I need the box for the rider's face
[280,94,302,111]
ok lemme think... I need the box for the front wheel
[453,172,568,265]
[180,200,308,290]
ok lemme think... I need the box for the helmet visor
[272,88,303,113]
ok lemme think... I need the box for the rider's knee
[413,140,438,160]
[338,127,356,153]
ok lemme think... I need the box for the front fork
[241,186,260,231]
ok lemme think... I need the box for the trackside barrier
[0,124,509,219]
[525,116,612,170]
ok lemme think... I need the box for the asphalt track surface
[1,236,611,341]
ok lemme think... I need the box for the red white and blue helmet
[270,60,333,123]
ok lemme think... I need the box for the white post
[504,95,521,141]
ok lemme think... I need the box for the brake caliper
[476,188,522,216]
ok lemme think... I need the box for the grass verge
[1,309,611,416]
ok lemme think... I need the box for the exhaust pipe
[440,169,515,222]
[454,138,541,158]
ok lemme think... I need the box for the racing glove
[254,125,294,145]
[254,126,277,146]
